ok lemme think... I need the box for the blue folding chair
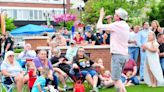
[0,75,15,92]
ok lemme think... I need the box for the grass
[1,84,164,92]
[99,84,164,92]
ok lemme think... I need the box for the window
[22,10,30,20]
[13,9,17,19]
[17,9,23,20]
[34,10,38,20]
[6,9,13,18]
[39,10,43,20]
[29,10,33,20]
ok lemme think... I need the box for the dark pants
[46,73,58,89]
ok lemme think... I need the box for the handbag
[73,68,85,92]
[74,80,85,92]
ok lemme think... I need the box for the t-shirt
[50,55,67,65]
[85,34,100,45]
[50,56,60,65]
[18,50,36,60]
[31,76,46,92]
[97,21,130,55]
[50,56,71,74]
[28,69,37,88]
[159,43,164,59]
[33,57,53,70]
[123,59,137,74]
[96,33,103,44]
[73,56,94,70]
[4,37,14,51]
[73,37,84,44]
[106,33,110,44]
[1,60,23,76]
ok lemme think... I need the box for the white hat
[70,40,76,44]
[115,8,128,20]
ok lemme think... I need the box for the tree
[82,0,149,26]
[147,0,164,27]
[0,17,16,34]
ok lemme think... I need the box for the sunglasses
[9,55,14,57]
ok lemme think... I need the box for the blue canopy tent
[10,24,55,35]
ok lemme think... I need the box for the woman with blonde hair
[1,51,24,92]
[143,31,164,87]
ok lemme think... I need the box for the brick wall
[25,37,48,50]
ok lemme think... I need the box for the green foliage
[147,0,164,26]
[59,21,74,31]
[0,17,16,34]
[83,0,149,26]
[14,48,23,53]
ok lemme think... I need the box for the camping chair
[0,60,15,92]
[0,76,15,92]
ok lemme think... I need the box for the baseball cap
[115,8,128,20]
[70,40,76,45]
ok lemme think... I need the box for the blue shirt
[32,76,46,92]
[137,29,151,48]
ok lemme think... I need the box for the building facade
[0,0,71,26]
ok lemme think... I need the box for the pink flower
[52,14,76,23]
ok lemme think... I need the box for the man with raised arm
[97,8,130,92]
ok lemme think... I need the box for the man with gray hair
[18,43,36,67]
[97,8,129,92]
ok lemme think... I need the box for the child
[32,67,50,92]
[26,61,37,92]
[96,58,114,87]
[94,58,104,74]
[99,70,114,88]
[143,31,164,87]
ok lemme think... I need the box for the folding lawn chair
[0,76,15,92]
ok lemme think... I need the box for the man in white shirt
[128,25,140,62]
[97,8,129,92]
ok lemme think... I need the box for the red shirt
[73,37,84,44]
[123,59,137,74]
[28,69,37,88]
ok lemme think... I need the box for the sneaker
[140,79,144,82]
[93,87,99,92]
[44,87,49,91]
[63,86,73,91]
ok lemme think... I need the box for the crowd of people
[0,8,164,92]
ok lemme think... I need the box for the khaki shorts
[111,54,129,81]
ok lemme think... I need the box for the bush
[14,49,23,53]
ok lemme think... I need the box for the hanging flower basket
[53,14,76,31]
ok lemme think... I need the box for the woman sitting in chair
[72,47,100,92]
[1,51,24,92]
